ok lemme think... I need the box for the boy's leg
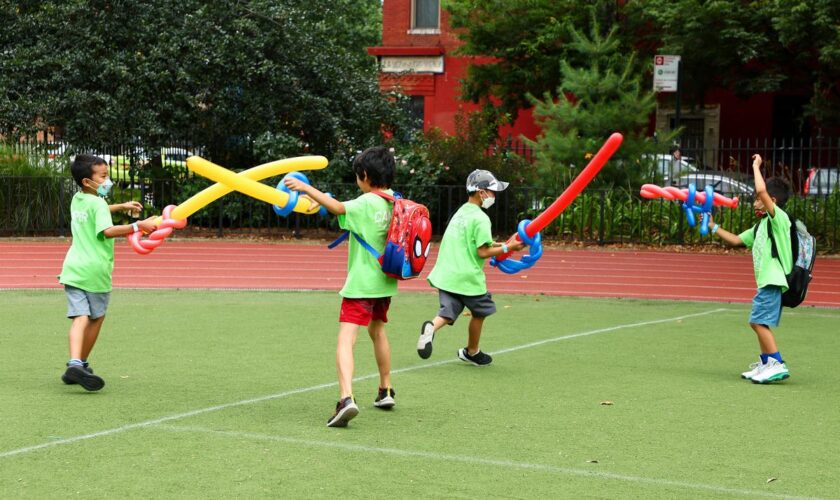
[456,293,496,366]
[750,323,779,354]
[336,322,360,399]
[68,315,90,361]
[746,286,787,383]
[466,316,486,355]
[418,289,463,359]
[81,315,106,360]
[368,319,391,390]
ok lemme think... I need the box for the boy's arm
[109,201,142,214]
[476,235,527,259]
[707,214,744,247]
[102,216,158,238]
[752,154,775,217]
[284,177,345,215]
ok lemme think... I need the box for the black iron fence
[3,175,838,251]
[3,136,840,250]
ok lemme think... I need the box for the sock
[760,353,769,364]
[768,352,783,364]
[68,358,84,367]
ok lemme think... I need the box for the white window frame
[409,0,440,34]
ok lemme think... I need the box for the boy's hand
[752,154,763,170]
[300,194,321,213]
[505,234,526,252]
[284,177,311,194]
[122,201,143,217]
[137,217,158,234]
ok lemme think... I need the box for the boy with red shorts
[284,146,398,427]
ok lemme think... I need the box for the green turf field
[1,290,839,499]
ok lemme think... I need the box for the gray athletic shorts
[65,285,110,319]
[437,289,496,324]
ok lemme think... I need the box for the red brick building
[367,0,541,142]
[368,1,816,167]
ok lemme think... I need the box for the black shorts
[437,289,496,324]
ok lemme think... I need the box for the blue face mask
[95,178,114,198]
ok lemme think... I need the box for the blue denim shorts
[65,285,110,319]
[749,285,782,327]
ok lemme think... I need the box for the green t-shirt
[59,192,115,293]
[336,190,398,298]
[427,202,494,296]
[738,206,792,291]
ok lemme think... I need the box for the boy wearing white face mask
[418,170,524,366]
[57,154,157,391]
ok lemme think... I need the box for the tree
[767,0,840,127]
[527,18,667,190]
[443,0,625,122]
[0,0,410,166]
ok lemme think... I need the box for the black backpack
[755,216,817,307]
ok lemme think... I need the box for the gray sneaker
[417,321,435,359]
[327,397,359,428]
[457,348,492,366]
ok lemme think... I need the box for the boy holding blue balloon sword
[416,169,524,366]
[708,154,793,384]
[284,146,399,427]
[58,154,157,391]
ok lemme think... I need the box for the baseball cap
[466,169,509,192]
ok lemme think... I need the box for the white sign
[653,55,680,92]
[380,56,444,74]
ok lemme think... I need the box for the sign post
[654,54,682,139]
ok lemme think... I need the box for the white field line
[0,309,723,460]
[153,424,822,500]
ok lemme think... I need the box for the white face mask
[480,191,495,209]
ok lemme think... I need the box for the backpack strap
[326,190,398,256]
[327,231,381,258]
[369,190,401,202]
[766,215,798,267]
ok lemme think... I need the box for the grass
[2,290,839,499]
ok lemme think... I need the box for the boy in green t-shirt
[417,170,524,366]
[709,154,792,384]
[58,154,158,391]
[284,146,398,427]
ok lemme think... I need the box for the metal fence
[2,137,840,250]
[3,175,838,251]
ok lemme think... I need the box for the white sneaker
[750,358,790,384]
[741,359,764,380]
[417,321,435,359]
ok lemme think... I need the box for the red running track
[2,239,839,308]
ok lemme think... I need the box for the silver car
[675,172,755,198]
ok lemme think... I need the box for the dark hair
[352,146,394,188]
[70,154,107,187]
[766,177,791,208]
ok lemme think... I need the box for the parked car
[674,172,755,198]
[643,153,698,185]
[803,167,839,196]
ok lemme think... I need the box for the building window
[408,96,425,130]
[411,0,439,33]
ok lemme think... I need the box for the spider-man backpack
[329,191,432,280]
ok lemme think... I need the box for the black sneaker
[458,347,493,366]
[326,396,359,428]
[417,321,435,359]
[374,387,395,409]
[62,365,105,391]
[61,363,94,385]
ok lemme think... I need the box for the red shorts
[339,297,391,326]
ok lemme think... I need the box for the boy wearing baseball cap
[417,170,524,365]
